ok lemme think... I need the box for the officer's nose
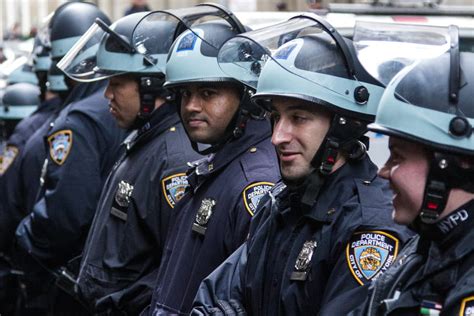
[272,117,292,147]
[182,94,202,113]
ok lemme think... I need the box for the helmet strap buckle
[419,154,451,224]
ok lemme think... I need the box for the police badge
[346,231,399,285]
[110,181,134,221]
[290,240,318,281]
[47,130,73,165]
[192,198,216,235]
[161,173,189,208]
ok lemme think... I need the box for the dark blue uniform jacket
[146,118,280,315]
[77,103,201,315]
[15,86,125,267]
[193,157,413,315]
[357,199,474,316]
[0,96,62,251]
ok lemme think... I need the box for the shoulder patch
[460,296,474,316]
[162,173,189,208]
[243,182,274,216]
[346,231,399,285]
[0,145,19,175]
[48,130,73,165]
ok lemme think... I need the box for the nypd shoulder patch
[47,130,73,165]
[460,296,474,316]
[346,230,399,285]
[162,173,189,208]
[0,145,19,175]
[242,182,274,216]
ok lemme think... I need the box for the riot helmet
[6,63,39,86]
[1,83,41,120]
[218,13,385,205]
[355,22,474,225]
[49,2,110,60]
[163,4,260,154]
[58,4,241,126]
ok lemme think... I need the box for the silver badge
[111,181,134,221]
[291,240,317,281]
[115,181,134,207]
[192,198,216,235]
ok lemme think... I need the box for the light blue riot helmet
[217,14,385,206]
[49,2,110,60]
[355,22,474,225]
[1,83,40,120]
[6,63,39,86]
[164,8,265,154]
[58,4,242,125]
[233,15,382,164]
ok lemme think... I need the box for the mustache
[183,112,207,121]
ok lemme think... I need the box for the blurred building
[0,0,472,39]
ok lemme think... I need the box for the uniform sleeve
[318,211,412,314]
[442,265,474,316]
[15,114,108,267]
[0,153,23,252]
[192,243,248,316]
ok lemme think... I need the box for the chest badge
[111,181,134,221]
[290,240,318,281]
[192,198,216,236]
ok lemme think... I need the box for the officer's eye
[201,89,216,99]
[291,112,308,124]
[180,89,191,99]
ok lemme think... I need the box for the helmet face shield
[57,21,127,82]
[358,22,474,155]
[218,17,321,89]
[354,21,452,87]
[58,4,242,83]
[220,14,385,119]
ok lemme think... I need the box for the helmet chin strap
[414,152,474,230]
[300,114,369,208]
[131,75,171,129]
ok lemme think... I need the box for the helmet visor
[57,20,129,82]
[217,16,325,89]
[354,21,452,87]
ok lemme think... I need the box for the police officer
[192,14,412,315]
[10,2,121,314]
[346,23,474,316]
[144,8,281,315]
[57,10,201,314]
